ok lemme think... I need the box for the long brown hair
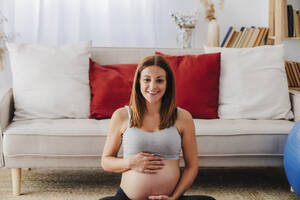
[129,55,177,129]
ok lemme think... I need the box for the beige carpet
[0,167,299,200]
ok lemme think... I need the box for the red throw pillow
[89,59,137,119]
[156,52,221,119]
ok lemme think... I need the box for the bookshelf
[269,0,300,44]
[269,0,300,91]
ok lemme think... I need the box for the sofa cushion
[89,59,137,119]
[3,119,294,159]
[156,52,221,119]
[204,45,294,120]
[193,119,294,156]
[7,41,92,121]
[3,119,110,157]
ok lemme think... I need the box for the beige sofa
[0,47,300,195]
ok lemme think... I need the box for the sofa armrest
[0,87,14,167]
[290,90,300,122]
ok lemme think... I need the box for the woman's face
[140,65,167,104]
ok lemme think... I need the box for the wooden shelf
[289,87,300,91]
[268,36,300,41]
[283,37,300,40]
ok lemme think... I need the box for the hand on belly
[128,152,165,174]
[120,159,180,200]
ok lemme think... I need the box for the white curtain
[0,0,205,47]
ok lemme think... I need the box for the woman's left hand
[148,195,175,200]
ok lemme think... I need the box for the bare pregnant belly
[120,160,180,200]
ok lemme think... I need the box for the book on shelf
[220,26,233,47]
[241,27,254,48]
[294,62,300,87]
[285,61,300,88]
[291,62,300,87]
[221,26,269,48]
[232,29,243,47]
[225,29,238,48]
[286,62,296,87]
[287,4,294,37]
[235,27,246,47]
[260,28,269,46]
[285,4,300,38]
[285,62,293,87]
[236,27,248,48]
[254,28,265,46]
[248,28,260,47]
[223,27,235,47]
[224,30,237,48]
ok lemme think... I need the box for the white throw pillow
[7,41,92,120]
[204,45,293,120]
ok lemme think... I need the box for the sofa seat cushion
[3,119,295,158]
[3,119,110,157]
[194,119,295,156]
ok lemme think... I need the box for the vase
[207,19,219,47]
[176,26,194,48]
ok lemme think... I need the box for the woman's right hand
[128,152,165,174]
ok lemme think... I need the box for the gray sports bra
[122,106,181,160]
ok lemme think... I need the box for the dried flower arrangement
[170,10,200,29]
[200,0,224,21]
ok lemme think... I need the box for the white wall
[0,0,299,87]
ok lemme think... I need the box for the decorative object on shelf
[207,19,219,47]
[170,10,200,48]
[200,0,224,47]
[284,120,300,197]
[0,10,19,71]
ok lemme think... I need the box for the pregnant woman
[100,55,215,200]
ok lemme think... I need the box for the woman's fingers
[146,165,163,170]
[149,160,164,166]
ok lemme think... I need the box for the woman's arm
[101,108,131,173]
[170,109,198,199]
[101,108,165,173]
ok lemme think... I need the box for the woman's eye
[143,79,150,82]
[157,79,164,83]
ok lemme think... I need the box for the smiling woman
[100,55,215,200]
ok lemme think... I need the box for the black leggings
[99,187,216,200]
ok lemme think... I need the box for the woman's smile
[147,91,159,95]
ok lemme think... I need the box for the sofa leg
[11,168,21,196]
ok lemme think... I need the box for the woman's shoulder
[110,107,130,133]
[177,107,193,121]
[176,108,194,135]
[111,107,129,122]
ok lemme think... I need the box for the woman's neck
[145,101,161,115]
